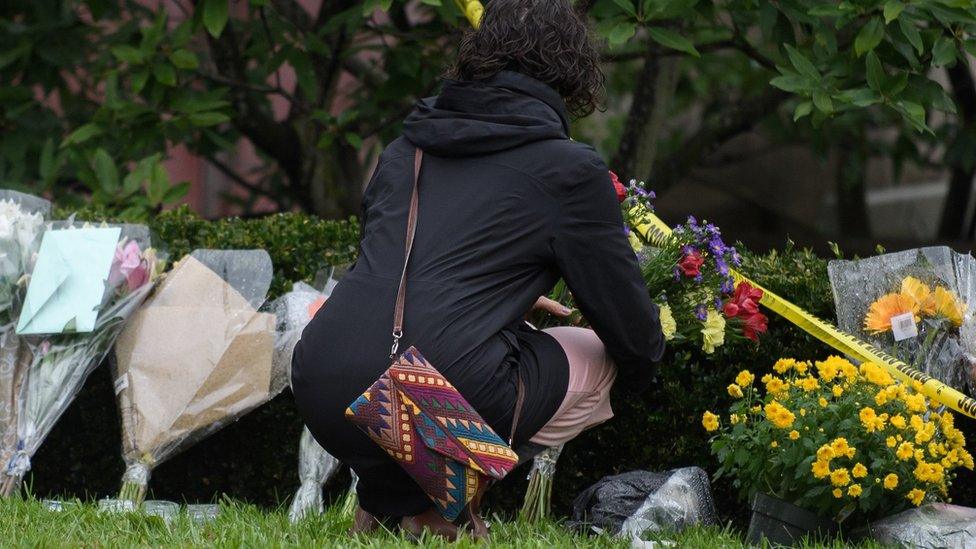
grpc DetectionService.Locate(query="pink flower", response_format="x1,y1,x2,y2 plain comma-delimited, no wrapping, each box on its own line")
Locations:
109,240,149,292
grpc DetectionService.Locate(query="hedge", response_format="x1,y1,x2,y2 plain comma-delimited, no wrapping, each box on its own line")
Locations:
25,208,976,525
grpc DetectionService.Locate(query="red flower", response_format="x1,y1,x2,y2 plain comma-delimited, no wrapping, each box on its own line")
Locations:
722,282,768,340
609,170,627,203
742,311,769,341
678,250,705,277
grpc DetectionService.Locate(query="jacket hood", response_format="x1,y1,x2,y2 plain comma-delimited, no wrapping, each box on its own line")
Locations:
402,70,570,157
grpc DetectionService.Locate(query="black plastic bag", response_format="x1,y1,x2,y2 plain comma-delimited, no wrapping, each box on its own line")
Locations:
569,467,718,536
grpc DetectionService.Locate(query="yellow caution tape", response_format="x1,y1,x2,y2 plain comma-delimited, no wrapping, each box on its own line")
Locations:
455,0,484,28
634,210,976,420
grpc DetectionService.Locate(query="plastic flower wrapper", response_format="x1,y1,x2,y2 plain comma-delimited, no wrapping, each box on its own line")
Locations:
276,268,348,522
828,247,975,397
288,427,340,522
112,249,279,505
705,357,973,523
0,190,49,482
1,222,165,496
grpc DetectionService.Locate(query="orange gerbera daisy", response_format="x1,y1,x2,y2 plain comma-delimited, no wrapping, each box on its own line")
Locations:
864,293,919,334
933,286,965,327
900,276,936,316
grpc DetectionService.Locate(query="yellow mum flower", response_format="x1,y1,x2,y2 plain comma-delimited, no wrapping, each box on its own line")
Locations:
906,488,926,506
896,442,915,461
736,370,756,387
900,276,935,316
818,397,829,408
764,401,796,429
772,358,796,374
659,303,677,341
812,459,831,479
933,286,964,327
765,376,788,397
795,361,809,374
831,438,856,459
799,376,819,392
727,384,744,399
890,414,907,429
860,407,885,433
771,440,779,448
789,430,800,440
702,411,720,432
864,293,919,334
701,309,726,354
817,445,835,462
832,384,844,398
831,468,851,487
815,356,847,382
904,394,928,413
832,488,843,499
852,463,868,479
860,363,895,387
886,436,898,448
847,484,862,497
883,473,899,490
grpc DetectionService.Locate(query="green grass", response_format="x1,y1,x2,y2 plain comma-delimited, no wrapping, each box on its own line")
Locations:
0,496,887,548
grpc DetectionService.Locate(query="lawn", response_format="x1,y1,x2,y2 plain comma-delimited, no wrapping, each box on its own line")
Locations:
0,496,890,548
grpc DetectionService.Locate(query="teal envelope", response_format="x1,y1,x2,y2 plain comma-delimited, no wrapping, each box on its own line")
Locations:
16,227,122,335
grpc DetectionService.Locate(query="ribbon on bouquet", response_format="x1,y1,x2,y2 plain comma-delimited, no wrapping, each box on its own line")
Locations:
633,211,976,420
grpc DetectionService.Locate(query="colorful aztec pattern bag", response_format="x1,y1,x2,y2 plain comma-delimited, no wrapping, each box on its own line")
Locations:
345,148,520,520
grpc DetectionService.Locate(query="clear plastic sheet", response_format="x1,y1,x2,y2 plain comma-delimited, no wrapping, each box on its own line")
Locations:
1,222,164,496
0,191,49,491
288,427,340,522
274,271,345,523
828,247,975,396
570,468,718,538
112,249,278,504
859,503,976,548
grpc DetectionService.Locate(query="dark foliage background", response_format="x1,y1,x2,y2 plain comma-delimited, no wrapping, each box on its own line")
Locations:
25,210,975,527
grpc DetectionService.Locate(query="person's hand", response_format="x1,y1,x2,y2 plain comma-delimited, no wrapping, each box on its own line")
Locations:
531,296,573,318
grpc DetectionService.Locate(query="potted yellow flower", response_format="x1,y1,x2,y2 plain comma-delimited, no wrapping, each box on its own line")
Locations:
704,356,973,546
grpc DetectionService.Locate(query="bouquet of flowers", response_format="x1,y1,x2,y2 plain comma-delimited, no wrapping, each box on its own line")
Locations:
829,247,974,397
1,222,164,496
112,249,281,504
617,174,768,355
0,191,49,483
704,356,973,526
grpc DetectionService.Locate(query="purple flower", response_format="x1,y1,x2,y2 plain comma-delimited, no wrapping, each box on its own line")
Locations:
673,267,681,281
708,237,726,256
695,305,708,321
715,257,729,276
720,278,735,295
730,247,742,266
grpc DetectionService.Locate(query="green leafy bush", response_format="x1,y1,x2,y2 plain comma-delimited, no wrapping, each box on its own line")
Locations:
24,216,975,524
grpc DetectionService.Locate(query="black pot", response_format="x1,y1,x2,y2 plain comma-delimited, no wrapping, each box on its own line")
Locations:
746,493,838,547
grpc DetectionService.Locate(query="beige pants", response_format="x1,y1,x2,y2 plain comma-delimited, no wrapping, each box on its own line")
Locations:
529,327,617,447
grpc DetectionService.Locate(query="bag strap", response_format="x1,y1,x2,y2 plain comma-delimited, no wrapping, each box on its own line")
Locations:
390,147,523,446
390,148,423,358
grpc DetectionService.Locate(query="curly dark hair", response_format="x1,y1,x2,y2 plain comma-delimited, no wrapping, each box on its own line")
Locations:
451,0,605,119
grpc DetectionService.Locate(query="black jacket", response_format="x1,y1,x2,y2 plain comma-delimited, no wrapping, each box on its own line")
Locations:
291,70,665,518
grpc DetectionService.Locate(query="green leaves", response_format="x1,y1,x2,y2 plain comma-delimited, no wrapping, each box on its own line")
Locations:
203,0,230,38
855,17,885,57
647,27,700,56
91,148,119,194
